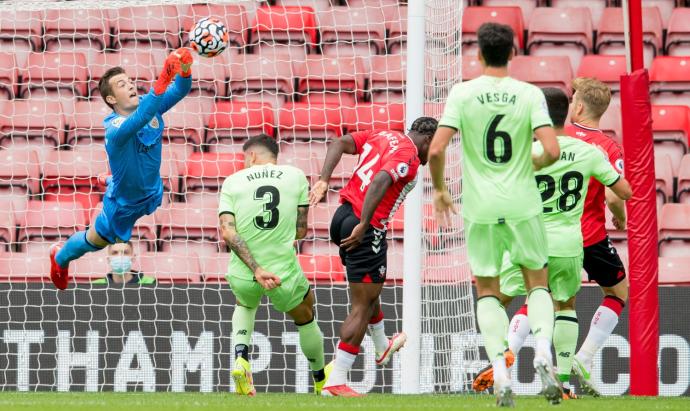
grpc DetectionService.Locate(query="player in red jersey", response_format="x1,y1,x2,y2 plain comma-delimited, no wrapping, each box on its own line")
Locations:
309,117,438,397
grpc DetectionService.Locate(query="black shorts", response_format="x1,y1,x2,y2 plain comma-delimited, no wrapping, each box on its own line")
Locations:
583,236,626,287
330,202,388,283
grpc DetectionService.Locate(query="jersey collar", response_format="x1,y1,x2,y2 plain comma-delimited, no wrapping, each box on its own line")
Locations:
572,122,602,132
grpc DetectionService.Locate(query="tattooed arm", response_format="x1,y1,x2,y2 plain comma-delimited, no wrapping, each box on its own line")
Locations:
296,206,309,240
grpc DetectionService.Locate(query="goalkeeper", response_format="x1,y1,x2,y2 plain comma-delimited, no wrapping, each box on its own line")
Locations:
49,49,194,289
218,135,327,396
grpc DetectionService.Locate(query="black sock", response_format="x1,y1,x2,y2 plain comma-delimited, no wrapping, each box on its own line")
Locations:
312,368,326,383
235,344,249,361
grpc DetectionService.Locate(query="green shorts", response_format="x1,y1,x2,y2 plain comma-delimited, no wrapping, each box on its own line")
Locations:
465,214,549,278
500,253,584,302
226,268,310,313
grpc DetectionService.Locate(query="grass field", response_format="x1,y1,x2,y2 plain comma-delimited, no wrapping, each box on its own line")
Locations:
0,393,688,411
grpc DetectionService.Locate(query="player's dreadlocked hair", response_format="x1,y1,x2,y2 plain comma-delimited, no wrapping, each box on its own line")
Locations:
243,134,280,158
410,116,438,136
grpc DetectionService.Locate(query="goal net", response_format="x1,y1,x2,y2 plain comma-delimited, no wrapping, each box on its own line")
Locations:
0,0,478,393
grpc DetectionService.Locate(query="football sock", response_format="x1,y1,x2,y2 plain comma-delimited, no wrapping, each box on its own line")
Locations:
554,310,578,383
527,287,555,358
296,318,325,374
55,231,102,268
232,305,257,350
507,304,530,354
368,310,389,354
325,341,358,387
476,296,509,364
577,296,624,364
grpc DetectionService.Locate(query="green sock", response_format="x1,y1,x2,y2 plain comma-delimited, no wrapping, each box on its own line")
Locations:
476,296,509,362
554,310,578,381
297,319,325,374
232,305,258,348
527,287,554,342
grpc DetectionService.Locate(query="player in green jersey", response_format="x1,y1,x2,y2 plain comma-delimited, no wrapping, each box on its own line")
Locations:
428,23,562,407
471,88,632,399
218,135,327,396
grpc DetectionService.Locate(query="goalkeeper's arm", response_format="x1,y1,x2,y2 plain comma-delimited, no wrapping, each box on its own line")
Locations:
158,48,194,115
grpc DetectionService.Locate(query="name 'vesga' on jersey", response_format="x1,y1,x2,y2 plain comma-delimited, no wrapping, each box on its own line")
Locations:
476,92,517,105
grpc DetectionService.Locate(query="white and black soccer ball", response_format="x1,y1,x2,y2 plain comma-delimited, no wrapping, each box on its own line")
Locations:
189,17,229,58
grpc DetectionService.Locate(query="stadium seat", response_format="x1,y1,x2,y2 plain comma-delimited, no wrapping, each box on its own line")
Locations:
676,155,690,203
252,6,318,53
70,250,112,283
296,55,366,105
0,99,66,149
227,53,296,103
462,7,524,56
0,147,40,196
509,56,573,93
299,254,346,283
658,257,690,285
0,53,18,99
41,150,109,211
655,154,674,208
599,102,622,142
527,7,593,73
21,52,89,99
342,102,405,133
461,54,482,82
482,0,538,25
161,239,223,257
369,55,406,103
422,253,470,284
651,105,690,172
43,9,110,58
658,203,690,257
318,7,386,58
386,5,407,55
666,8,690,56
206,101,275,149
113,5,181,51
180,3,249,50
0,254,50,283
137,252,202,283
596,7,663,68
19,200,87,243
650,56,690,105
66,100,113,146
278,145,321,179
308,202,340,238
158,204,220,244
187,55,230,98
90,52,156,98
576,55,627,94
162,97,212,153
183,191,219,210
199,253,230,282
0,10,42,66
0,204,15,249
299,237,339,256
551,0,607,27
316,153,359,190
278,102,342,141
184,152,245,193
160,148,181,197
642,0,677,27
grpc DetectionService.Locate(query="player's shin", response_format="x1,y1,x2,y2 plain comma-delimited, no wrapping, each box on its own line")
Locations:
554,310,578,388
527,287,555,359
296,319,326,384
325,341,359,388
576,296,624,365
507,304,530,355
232,305,257,358
55,231,103,268
368,310,389,354
476,296,510,383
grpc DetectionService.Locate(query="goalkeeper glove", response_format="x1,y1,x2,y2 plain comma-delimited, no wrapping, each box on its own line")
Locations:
153,52,181,95
174,47,194,78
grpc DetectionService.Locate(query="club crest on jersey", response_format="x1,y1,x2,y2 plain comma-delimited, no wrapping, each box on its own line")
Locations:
395,162,409,178
149,117,160,129
111,117,125,128
615,159,624,171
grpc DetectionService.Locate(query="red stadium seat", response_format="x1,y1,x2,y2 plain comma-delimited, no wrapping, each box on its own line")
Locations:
90,52,156,97
599,102,622,142
658,257,690,285
342,103,405,133
19,200,87,242
187,54,230,98
0,204,15,248
596,7,662,68
308,202,340,238
41,150,109,211
162,97,212,152
299,254,346,283
299,237,339,256
0,10,42,66
43,9,110,54
509,56,573,93
70,250,111,282
423,253,470,284
66,100,112,146
206,101,275,149
278,102,342,141
386,8,407,54
676,155,690,204
0,196,28,226
650,56,690,105
655,154,674,208
483,0,538,25
315,153,359,190
159,148,181,196
0,147,40,196
227,53,296,101
161,239,223,257
252,6,318,50
0,100,66,148
551,0,607,27
297,55,366,104
527,7,593,73
137,252,202,283
158,204,220,244
113,5,181,51
22,52,89,98
180,3,249,50
658,203,690,257
199,253,230,282
651,105,690,172
184,152,245,193
0,52,18,99
318,7,386,58
0,253,50,283
369,55,406,102
279,141,328,172
462,7,524,56
666,8,690,56
642,0,676,27
576,55,627,94
462,55,483,82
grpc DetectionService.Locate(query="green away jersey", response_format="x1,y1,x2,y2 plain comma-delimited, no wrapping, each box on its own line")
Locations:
219,163,309,280
439,75,553,223
533,136,621,257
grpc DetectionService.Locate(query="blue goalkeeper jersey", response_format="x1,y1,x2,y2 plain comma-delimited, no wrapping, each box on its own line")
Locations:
103,75,191,206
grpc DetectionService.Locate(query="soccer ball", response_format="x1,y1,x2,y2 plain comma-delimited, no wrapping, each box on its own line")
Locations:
189,17,229,58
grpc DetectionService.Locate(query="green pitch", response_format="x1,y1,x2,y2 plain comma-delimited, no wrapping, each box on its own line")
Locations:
0,393,688,411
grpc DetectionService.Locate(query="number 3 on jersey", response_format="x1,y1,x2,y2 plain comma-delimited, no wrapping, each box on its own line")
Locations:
355,142,380,191
254,185,280,230
484,114,512,164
